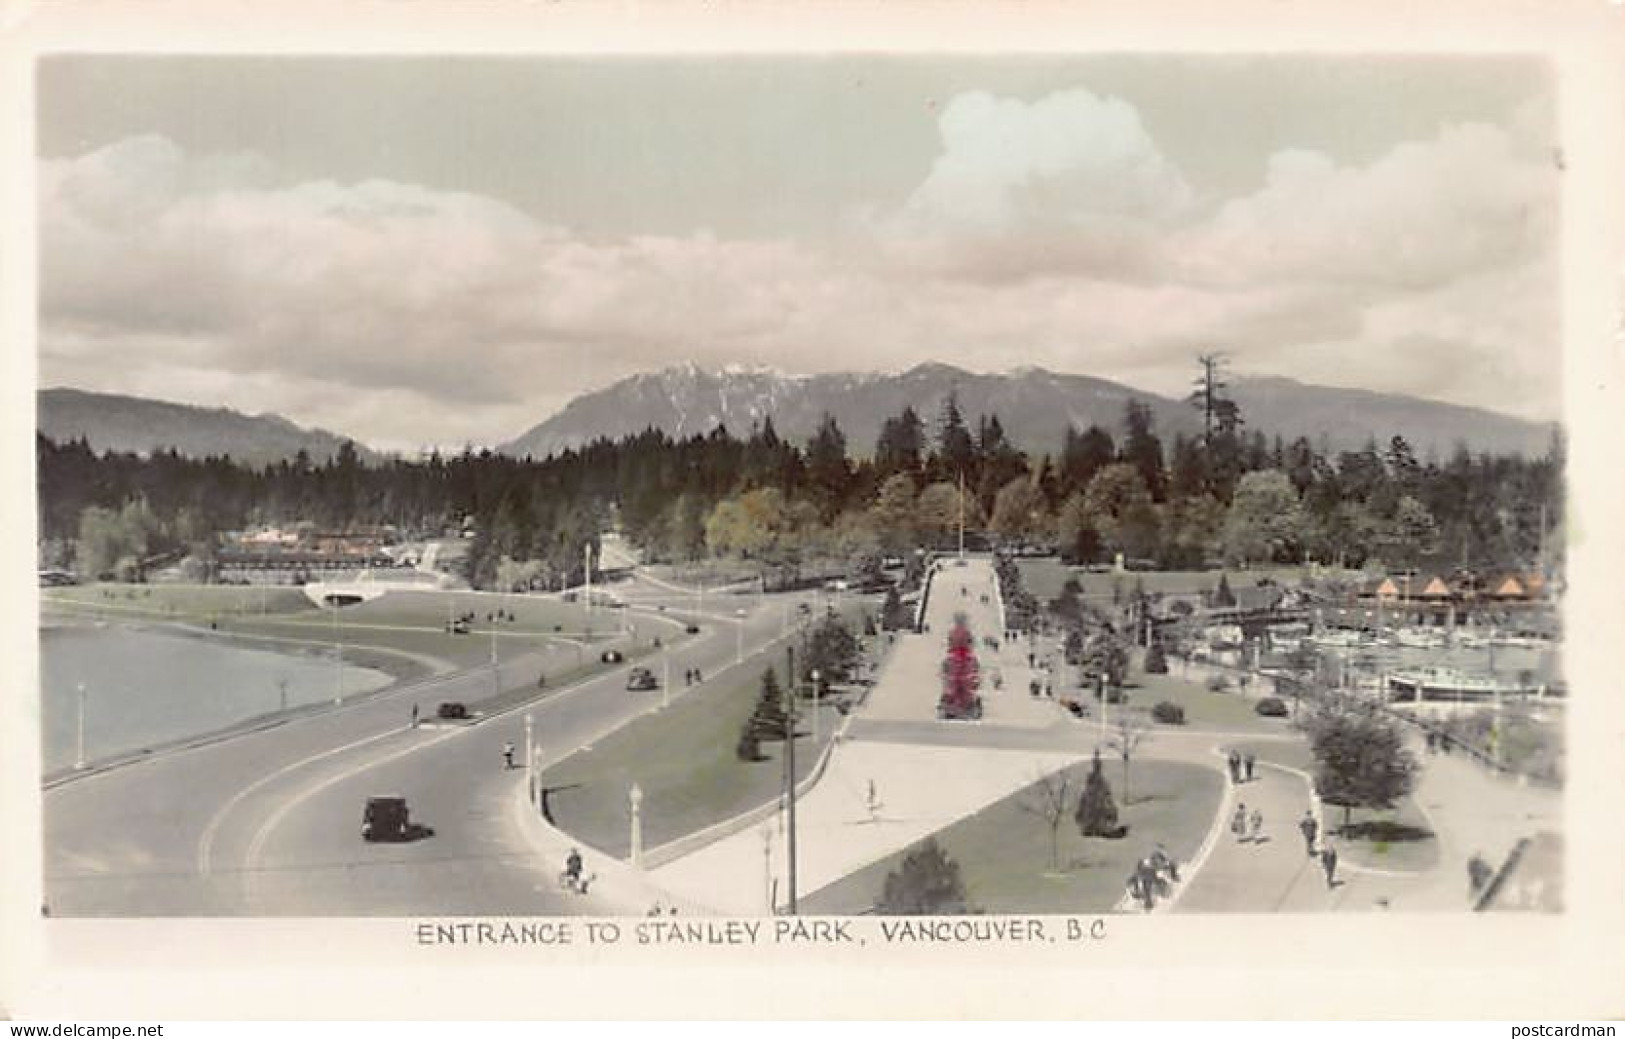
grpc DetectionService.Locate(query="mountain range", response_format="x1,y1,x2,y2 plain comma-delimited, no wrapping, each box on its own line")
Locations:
38,365,1558,466
37,388,375,468
500,363,1557,462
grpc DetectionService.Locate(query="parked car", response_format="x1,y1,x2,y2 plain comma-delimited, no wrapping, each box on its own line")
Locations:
600,649,625,664
436,701,469,720
626,666,658,691
1255,696,1290,718
684,623,701,634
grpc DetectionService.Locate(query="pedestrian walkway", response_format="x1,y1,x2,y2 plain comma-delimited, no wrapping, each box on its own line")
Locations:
648,739,1080,914
863,558,1065,730
1173,758,1334,912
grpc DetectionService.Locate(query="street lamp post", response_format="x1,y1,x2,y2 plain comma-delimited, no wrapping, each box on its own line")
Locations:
661,651,671,710
811,668,821,742
524,712,535,800
332,600,344,705
736,609,746,665
629,782,644,869
783,644,800,915
74,682,87,770
760,823,775,914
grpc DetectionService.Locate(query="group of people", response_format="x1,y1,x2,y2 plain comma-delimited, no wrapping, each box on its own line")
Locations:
682,667,705,686
1231,803,1266,843
1226,749,1256,783
1125,845,1181,911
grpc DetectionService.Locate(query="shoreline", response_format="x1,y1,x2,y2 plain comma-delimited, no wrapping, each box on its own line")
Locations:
38,610,458,784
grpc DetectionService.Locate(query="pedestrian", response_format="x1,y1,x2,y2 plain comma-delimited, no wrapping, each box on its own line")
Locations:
410,703,419,728
502,741,515,769
1320,840,1339,889
1249,807,1264,842
1467,852,1494,898
1243,752,1256,782
1231,804,1248,842
1227,750,1241,784
1299,810,1319,857
866,779,881,822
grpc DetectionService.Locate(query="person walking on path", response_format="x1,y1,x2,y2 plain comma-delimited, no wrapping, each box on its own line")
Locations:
1299,810,1319,857
502,741,515,770
1243,752,1256,782
1320,840,1339,889
1231,804,1249,842
1227,751,1242,784
1249,807,1264,842
410,703,419,729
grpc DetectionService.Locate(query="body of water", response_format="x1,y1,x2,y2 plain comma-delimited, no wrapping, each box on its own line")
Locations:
40,623,394,774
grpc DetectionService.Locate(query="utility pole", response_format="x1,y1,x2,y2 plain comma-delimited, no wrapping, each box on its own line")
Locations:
783,643,799,915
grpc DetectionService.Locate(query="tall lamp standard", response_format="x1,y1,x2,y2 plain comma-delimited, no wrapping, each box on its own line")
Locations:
811,668,822,742
332,598,344,705
74,682,87,770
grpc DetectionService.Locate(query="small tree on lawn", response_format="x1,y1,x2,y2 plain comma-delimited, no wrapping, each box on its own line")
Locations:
878,838,971,914
1306,705,1419,830
1017,766,1076,873
1085,629,1129,689
1107,709,1151,805
1144,640,1169,674
1075,750,1125,838
747,668,790,743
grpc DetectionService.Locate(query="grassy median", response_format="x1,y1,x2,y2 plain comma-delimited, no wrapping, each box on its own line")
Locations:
801,758,1224,914
542,601,881,858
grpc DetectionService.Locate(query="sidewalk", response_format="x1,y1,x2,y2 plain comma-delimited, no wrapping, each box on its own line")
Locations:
648,738,1080,914
1173,759,1332,912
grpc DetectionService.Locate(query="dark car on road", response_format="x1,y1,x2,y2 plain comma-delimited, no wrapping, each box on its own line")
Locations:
626,666,658,691
600,649,625,664
685,622,701,634
362,796,410,841
436,701,469,720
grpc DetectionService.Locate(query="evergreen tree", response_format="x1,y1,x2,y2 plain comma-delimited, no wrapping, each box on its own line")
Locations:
933,391,976,483
1061,425,1116,499
1074,751,1124,838
747,668,791,742
1119,401,1167,502
878,838,971,914
874,406,927,476
804,413,851,522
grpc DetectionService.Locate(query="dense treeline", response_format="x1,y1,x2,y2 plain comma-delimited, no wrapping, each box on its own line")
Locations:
37,380,1564,587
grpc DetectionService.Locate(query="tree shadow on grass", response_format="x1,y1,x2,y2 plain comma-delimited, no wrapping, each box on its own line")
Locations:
1331,820,1434,843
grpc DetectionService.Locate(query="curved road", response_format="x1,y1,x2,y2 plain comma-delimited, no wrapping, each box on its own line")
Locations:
44,574,803,916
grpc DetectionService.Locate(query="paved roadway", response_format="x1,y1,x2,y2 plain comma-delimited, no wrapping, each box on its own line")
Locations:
43,572,801,916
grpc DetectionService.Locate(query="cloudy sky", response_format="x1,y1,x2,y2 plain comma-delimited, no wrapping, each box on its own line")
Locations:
38,56,1560,453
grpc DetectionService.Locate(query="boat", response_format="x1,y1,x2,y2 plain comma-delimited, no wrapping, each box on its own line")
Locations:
1384,666,1539,702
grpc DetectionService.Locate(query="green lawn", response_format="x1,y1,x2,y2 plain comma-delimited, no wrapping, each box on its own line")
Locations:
43,583,317,618
43,583,630,671
800,759,1224,915
1128,669,1291,735
542,602,880,857
1234,737,1437,872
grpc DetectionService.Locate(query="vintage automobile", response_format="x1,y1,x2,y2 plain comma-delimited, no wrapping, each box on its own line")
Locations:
436,701,469,720
684,622,701,634
626,666,658,691
600,649,625,664
362,796,411,842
